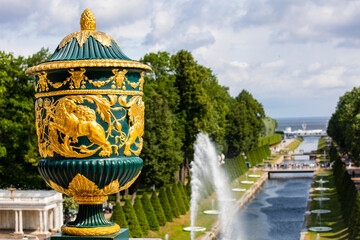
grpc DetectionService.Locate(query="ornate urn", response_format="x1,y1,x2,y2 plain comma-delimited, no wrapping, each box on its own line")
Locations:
25,9,151,237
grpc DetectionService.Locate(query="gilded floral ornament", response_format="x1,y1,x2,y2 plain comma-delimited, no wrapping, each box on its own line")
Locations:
49,172,141,204
33,69,145,92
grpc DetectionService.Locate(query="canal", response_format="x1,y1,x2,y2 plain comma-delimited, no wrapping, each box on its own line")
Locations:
229,136,320,240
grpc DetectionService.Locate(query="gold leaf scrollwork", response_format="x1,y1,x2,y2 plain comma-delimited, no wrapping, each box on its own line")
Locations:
25,59,152,74
35,69,145,92
36,68,90,92
35,94,145,158
109,69,127,89
67,68,88,89
49,172,141,204
139,72,145,91
118,96,145,156
35,72,50,92
62,224,120,236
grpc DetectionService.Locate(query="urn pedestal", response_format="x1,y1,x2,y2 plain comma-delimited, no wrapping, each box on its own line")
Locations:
25,9,151,239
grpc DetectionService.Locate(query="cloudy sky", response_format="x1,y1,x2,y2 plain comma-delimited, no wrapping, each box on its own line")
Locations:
1,0,360,118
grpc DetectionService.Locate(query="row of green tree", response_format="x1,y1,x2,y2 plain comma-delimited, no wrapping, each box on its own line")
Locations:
0,48,277,189
327,87,360,164
246,145,271,167
259,133,282,147
330,145,360,239
222,156,248,182
110,183,189,237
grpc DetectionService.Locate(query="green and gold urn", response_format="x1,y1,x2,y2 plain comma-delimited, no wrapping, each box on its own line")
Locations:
25,9,151,237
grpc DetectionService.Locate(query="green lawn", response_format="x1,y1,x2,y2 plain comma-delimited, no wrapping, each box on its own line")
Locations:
305,170,349,239
317,137,328,151
287,137,304,151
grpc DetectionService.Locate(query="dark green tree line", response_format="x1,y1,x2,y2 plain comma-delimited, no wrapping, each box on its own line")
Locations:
0,48,50,188
328,87,360,164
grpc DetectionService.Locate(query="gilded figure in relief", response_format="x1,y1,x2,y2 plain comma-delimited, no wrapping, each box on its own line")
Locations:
49,99,112,157
35,94,145,158
119,96,144,156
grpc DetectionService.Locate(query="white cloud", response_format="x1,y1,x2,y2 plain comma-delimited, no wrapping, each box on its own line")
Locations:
230,61,249,69
2,0,360,117
303,66,346,88
262,59,285,68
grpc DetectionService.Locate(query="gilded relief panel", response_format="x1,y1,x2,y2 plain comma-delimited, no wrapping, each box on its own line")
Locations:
34,69,145,159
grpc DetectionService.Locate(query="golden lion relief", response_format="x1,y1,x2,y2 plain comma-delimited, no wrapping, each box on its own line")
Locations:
35,94,144,158
49,99,112,157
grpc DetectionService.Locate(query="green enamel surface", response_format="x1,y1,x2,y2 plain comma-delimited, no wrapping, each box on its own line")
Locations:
67,205,113,227
38,157,142,189
48,36,132,62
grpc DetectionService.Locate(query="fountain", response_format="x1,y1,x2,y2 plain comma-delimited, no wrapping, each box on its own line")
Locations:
203,199,220,215
309,175,332,232
241,173,254,184
232,188,246,192
248,174,260,178
185,133,234,240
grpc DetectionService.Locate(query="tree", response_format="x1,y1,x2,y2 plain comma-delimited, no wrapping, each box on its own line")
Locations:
178,182,190,210
328,87,360,163
63,196,78,224
225,90,265,158
172,183,186,215
141,192,159,231
0,48,51,188
158,187,173,222
260,117,278,137
172,50,223,182
140,52,183,186
133,196,149,235
123,199,142,238
141,86,183,186
150,191,167,226
110,202,128,229
166,186,180,218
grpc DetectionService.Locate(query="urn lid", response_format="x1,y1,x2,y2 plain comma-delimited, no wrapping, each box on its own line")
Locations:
26,9,151,74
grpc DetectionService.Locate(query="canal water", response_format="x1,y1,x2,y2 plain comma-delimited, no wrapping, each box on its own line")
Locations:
229,136,319,240
296,136,321,154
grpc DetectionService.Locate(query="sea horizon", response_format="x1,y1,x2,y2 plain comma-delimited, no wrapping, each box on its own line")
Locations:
276,116,329,131
275,116,330,120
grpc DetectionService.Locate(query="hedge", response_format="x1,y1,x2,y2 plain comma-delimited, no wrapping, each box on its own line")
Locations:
123,199,142,238
246,145,271,167
141,192,159,231
259,133,282,147
151,191,167,226
110,202,128,229
178,182,190,211
166,186,180,218
133,196,149,235
222,155,248,181
331,145,360,239
158,187,173,222
172,183,186,215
